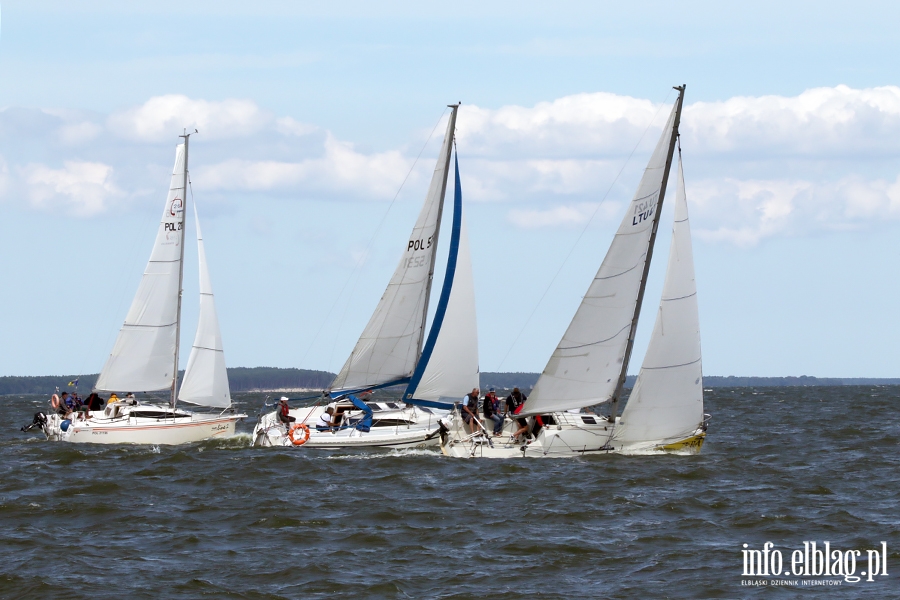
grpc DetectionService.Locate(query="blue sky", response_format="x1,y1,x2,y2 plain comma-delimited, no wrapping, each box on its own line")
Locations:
2,1,900,378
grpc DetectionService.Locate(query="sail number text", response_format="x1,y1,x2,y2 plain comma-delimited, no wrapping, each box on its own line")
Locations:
407,236,433,252
405,235,433,268
633,200,655,226
164,223,183,232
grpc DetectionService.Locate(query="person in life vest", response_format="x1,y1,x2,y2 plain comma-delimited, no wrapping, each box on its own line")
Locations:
277,397,296,431
504,387,530,441
461,388,480,434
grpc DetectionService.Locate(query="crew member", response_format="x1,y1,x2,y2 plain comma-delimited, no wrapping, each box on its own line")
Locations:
277,397,296,431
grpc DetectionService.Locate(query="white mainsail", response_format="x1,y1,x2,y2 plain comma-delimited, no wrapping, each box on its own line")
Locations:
95,144,186,393
522,101,680,415
406,210,479,403
178,205,232,408
330,106,458,392
617,157,703,444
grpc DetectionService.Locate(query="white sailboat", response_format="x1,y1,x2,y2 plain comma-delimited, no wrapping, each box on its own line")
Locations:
253,105,480,449
441,85,709,458
40,134,246,444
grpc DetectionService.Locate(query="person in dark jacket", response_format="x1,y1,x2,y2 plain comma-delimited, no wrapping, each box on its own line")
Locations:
504,387,530,440
85,393,105,412
483,387,504,436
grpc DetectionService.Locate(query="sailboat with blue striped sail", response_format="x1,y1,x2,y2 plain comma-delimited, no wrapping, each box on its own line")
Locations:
253,105,480,448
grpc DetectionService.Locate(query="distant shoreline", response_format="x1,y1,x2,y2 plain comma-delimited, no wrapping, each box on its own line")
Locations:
1,368,899,396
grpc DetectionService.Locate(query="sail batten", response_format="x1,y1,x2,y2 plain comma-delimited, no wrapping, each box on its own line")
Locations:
330,107,459,393
521,93,683,416
95,144,187,393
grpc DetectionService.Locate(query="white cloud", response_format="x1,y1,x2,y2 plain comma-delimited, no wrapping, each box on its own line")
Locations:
457,85,900,161
275,116,318,137
9,88,900,244
57,121,103,145
0,158,9,198
195,133,412,198
458,92,660,158
682,85,900,157
107,95,270,142
21,161,124,216
508,201,622,229
453,85,900,242
689,175,900,246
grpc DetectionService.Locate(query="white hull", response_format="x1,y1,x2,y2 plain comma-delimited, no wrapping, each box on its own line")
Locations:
252,402,445,449
43,403,246,445
439,410,706,458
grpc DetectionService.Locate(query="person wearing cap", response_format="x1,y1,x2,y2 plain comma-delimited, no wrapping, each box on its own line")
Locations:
277,397,296,430
483,387,504,436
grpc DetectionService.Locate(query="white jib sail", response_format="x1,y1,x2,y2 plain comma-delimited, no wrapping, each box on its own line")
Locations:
523,102,679,415
178,205,231,408
617,157,703,444
330,108,457,392
95,144,186,393
408,213,479,403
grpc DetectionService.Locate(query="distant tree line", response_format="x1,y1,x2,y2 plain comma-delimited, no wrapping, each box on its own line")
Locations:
0,367,335,396
226,367,334,392
478,373,900,392
2,369,899,396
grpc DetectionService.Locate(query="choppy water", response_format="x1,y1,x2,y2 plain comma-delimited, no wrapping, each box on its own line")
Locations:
1,387,898,598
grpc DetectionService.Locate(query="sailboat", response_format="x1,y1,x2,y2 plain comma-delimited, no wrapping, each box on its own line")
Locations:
253,104,480,449
39,134,247,444
441,85,709,458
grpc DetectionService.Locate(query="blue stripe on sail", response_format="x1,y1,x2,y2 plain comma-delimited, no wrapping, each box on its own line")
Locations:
403,154,463,407
330,377,411,398
405,397,455,410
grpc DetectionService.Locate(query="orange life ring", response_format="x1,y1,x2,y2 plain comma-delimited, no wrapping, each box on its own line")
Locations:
51,394,61,410
289,423,310,446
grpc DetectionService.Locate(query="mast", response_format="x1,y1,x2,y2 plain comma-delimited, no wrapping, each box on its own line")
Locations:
607,85,685,422
172,131,191,406
415,103,459,361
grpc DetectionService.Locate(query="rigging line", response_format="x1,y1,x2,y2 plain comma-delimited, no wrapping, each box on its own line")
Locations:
496,90,674,371
308,107,452,374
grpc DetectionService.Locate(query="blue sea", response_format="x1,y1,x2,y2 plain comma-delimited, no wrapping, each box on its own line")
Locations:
1,386,897,598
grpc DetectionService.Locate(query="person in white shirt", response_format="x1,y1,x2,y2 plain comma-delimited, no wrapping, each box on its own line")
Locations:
316,407,338,432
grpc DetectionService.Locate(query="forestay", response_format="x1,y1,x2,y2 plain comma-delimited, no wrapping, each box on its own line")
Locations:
330,107,458,392
178,205,232,408
404,157,479,407
617,157,703,444
95,144,186,393
522,103,679,415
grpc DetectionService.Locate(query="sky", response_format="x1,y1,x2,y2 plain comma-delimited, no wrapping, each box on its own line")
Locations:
2,1,900,378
